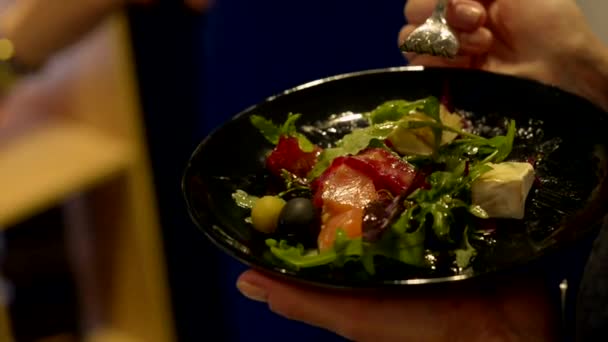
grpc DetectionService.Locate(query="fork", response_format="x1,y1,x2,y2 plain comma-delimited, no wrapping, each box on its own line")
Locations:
400,0,460,58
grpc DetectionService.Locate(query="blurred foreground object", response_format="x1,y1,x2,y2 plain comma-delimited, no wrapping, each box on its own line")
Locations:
0,3,176,342
0,0,211,98
0,0,126,71
0,0,125,101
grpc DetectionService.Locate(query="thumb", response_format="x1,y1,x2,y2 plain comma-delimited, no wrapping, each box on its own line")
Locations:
236,270,363,339
235,270,458,341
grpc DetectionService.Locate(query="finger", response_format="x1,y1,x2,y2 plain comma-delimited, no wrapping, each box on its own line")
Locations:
237,270,364,339
405,0,487,32
458,26,493,54
236,270,485,341
404,0,438,24
236,270,434,340
399,24,493,56
184,0,212,12
130,0,212,12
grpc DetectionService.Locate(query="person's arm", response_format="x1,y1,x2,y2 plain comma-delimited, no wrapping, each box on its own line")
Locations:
0,0,127,71
571,41,608,112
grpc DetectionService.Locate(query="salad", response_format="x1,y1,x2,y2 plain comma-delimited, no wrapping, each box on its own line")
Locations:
232,96,536,275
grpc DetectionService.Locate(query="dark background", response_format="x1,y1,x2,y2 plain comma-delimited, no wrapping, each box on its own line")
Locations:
127,0,406,341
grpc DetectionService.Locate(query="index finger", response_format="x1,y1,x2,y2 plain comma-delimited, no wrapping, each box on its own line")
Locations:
405,0,489,32
236,270,476,341
184,0,212,11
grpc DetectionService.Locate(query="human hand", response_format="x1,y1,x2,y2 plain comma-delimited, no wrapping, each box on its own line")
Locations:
130,0,212,12
236,270,558,341
399,0,608,111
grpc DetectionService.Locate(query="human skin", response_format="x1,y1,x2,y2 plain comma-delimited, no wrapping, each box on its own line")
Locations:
399,0,608,111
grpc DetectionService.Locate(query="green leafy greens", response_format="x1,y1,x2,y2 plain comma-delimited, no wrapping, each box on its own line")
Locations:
266,229,363,269
265,210,428,274
250,113,315,152
308,122,398,179
308,96,442,179
277,169,312,198
246,97,519,275
368,98,429,124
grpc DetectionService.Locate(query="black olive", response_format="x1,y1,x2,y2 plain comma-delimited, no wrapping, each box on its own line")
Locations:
277,197,319,246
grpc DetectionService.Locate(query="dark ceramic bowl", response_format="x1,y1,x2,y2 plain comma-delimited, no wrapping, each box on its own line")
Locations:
182,66,608,289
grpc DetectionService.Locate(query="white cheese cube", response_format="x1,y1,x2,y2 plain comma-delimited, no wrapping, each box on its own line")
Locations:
471,162,535,219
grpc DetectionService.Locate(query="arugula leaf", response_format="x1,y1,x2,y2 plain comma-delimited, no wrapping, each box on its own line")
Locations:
401,117,516,164
367,96,444,125
308,122,398,179
445,119,517,164
294,133,315,152
367,138,392,150
250,115,282,145
281,112,300,135
404,159,492,244
232,190,259,209
368,99,427,124
336,122,399,153
400,119,478,140
266,229,363,269
250,113,315,152
454,226,476,269
307,149,344,180
332,230,364,267
266,239,338,268
362,211,426,274
421,96,441,122
382,96,444,157
277,169,312,198
426,96,443,156
493,119,516,163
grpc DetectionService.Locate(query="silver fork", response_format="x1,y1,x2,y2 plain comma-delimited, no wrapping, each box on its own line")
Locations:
400,0,460,58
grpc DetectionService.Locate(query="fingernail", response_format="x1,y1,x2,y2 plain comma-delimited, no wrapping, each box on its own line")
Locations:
237,280,268,303
454,3,482,27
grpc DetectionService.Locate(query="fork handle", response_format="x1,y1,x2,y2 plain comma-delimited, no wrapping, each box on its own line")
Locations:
431,0,450,20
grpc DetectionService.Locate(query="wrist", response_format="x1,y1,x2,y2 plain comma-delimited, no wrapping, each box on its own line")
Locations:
564,36,608,111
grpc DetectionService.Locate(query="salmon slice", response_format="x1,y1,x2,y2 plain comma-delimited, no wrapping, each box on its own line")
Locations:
311,148,420,251
318,207,364,251
319,163,378,209
315,164,378,251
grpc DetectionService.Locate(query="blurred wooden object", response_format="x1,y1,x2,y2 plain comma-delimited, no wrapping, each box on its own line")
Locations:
0,122,132,228
0,10,175,342
0,286,13,342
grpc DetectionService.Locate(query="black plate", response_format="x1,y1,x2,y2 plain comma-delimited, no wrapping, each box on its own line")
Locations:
182,66,608,289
